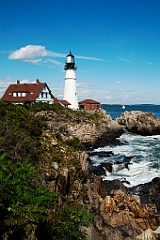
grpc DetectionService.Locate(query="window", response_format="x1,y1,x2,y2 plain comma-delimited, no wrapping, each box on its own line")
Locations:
22,92,27,97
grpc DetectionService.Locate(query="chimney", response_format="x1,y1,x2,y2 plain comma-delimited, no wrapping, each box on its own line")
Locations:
17,80,20,84
36,79,40,84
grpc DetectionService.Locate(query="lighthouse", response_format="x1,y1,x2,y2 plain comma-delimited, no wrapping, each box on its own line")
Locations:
63,51,78,110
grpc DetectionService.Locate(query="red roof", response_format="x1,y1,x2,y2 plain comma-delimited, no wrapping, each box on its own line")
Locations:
79,99,100,104
53,98,71,105
2,80,51,103
59,100,71,105
53,97,60,104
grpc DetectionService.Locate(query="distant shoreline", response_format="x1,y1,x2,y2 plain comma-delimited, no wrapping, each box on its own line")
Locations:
101,103,160,106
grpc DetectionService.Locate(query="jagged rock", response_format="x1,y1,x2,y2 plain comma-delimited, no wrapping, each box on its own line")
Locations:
136,229,157,240
131,177,160,211
154,226,160,238
36,110,124,148
100,162,113,173
36,109,160,239
88,151,114,157
87,176,160,239
88,162,113,177
88,164,106,176
117,111,160,135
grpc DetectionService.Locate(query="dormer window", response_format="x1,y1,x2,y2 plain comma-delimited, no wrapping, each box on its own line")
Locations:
13,92,27,97
22,92,27,97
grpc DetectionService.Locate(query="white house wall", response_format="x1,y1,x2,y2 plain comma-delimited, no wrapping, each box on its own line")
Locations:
36,85,53,104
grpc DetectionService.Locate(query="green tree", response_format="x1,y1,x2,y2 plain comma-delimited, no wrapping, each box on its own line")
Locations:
0,154,93,240
0,101,94,239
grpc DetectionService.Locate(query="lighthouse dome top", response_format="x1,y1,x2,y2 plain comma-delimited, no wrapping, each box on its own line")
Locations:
66,51,75,63
65,51,76,67
67,51,74,58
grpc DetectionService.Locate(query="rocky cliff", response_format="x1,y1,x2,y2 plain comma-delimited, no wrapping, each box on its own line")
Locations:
36,109,160,240
36,109,124,148
117,110,160,135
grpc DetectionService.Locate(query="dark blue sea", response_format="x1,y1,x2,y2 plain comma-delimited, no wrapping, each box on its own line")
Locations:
90,104,160,186
101,104,160,119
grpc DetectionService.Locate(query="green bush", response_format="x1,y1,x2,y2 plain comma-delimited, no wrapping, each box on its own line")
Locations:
28,102,64,112
0,154,93,240
65,137,83,151
0,101,94,239
91,112,102,124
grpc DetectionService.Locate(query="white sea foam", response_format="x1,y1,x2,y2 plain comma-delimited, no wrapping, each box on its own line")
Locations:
91,132,160,186
103,160,159,186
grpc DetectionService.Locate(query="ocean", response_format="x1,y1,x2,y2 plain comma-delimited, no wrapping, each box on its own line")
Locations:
101,104,160,119
90,104,160,186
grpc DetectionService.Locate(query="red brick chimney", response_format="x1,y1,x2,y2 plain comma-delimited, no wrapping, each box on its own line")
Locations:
17,80,20,84
36,79,40,84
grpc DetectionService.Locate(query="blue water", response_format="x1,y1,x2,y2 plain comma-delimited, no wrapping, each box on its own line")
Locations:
91,104,160,186
101,104,160,119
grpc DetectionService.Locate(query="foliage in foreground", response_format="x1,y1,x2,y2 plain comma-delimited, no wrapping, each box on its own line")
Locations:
0,155,93,239
0,101,94,239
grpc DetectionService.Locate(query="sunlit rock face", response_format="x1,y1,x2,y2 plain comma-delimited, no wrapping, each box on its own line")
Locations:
117,110,160,135
86,176,160,240
36,109,160,239
36,110,124,148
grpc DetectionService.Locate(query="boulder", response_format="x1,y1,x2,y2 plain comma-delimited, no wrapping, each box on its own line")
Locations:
88,162,113,176
117,111,160,135
88,151,113,157
87,176,160,239
131,177,160,211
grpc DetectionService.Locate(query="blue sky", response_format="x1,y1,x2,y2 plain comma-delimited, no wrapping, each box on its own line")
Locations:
0,0,160,104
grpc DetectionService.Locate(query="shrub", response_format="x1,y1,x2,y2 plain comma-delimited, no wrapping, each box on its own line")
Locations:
0,154,93,240
65,137,83,151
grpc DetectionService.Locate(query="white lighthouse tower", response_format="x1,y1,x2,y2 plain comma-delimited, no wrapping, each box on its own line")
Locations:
63,51,78,110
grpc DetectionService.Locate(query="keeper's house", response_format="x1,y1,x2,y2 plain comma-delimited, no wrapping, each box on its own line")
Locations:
2,79,54,104
78,99,100,112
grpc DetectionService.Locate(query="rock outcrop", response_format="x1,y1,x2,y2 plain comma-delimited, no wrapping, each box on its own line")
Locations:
37,109,160,239
86,176,160,240
117,111,160,135
36,110,124,148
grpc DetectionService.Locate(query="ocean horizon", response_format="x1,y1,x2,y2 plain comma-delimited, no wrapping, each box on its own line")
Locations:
90,103,160,186
101,103,160,119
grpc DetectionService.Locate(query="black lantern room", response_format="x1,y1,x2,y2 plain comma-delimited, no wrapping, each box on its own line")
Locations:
64,51,77,70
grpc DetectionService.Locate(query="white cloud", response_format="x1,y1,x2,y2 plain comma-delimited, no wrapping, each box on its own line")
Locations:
116,81,122,84
24,59,42,63
47,51,66,58
44,58,63,65
77,82,94,89
0,76,12,97
8,45,104,66
0,50,6,55
75,55,103,61
0,77,35,98
9,45,47,60
119,57,132,63
145,61,153,65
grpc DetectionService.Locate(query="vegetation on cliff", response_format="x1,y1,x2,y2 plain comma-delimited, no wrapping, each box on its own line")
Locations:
0,101,94,240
